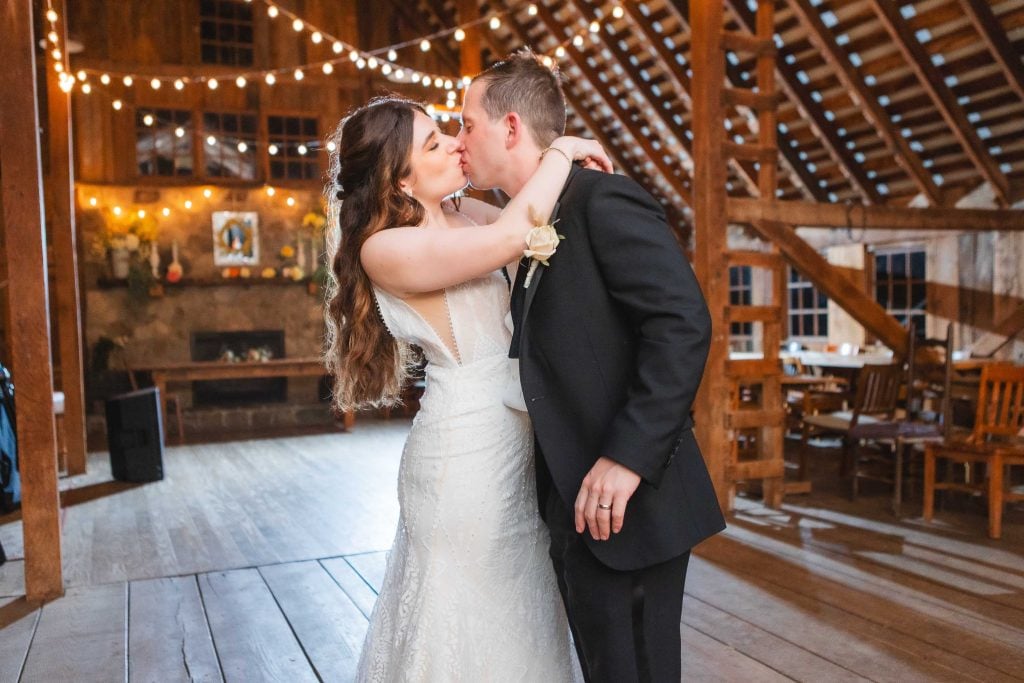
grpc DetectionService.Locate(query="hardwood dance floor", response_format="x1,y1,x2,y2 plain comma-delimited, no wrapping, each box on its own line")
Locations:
1,420,1023,681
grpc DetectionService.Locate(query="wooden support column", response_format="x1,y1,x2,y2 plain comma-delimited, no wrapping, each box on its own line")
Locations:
690,0,732,510
45,0,87,475
456,0,481,76
0,0,64,601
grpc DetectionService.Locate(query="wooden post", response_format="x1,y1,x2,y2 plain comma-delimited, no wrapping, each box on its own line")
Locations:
690,1,732,510
45,0,87,475
0,0,64,601
457,0,481,76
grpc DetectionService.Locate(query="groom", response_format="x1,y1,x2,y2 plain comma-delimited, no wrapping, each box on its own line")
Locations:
458,50,726,682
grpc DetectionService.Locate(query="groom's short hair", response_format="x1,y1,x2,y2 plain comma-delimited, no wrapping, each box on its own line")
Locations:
473,49,567,148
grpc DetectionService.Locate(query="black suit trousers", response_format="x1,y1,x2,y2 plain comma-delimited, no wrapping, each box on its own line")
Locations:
543,469,690,683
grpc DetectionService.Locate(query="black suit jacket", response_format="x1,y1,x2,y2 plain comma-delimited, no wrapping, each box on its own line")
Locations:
510,166,726,571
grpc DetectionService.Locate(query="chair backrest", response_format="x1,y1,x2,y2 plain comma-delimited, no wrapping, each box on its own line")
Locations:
972,363,1024,443
851,363,903,424
906,322,954,434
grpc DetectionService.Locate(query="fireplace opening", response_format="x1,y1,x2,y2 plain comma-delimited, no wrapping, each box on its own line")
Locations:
190,330,286,407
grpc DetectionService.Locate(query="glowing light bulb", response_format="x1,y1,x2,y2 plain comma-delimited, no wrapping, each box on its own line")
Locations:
112,99,123,110
123,75,134,87
311,31,322,44
237,141,248,153
265,73,276,85
542,56,553,68
322,62,334,75
89,197,98,207
207,78,219,89
286,197,296,207
349,50,359,62
100,73,111,85
206,135,216,145
267,5,278,18
326,140,336,152
137,209,146,218
143,114,154,126
297,144,308,155
589,20,600,33
489,16,501,29
333,41,343,54
174,78,185,90
266,186,276,196
612,5,624,19
46,9,58,22
555,46,566,58
162,207,171,217
81,83,92,94
388,49,397,61
293,69,303,81
454,28,465,42
48,31,58,44
184,199,193,209
76,70,86,81
434,77,443,88
291,18,303,31
174,126,185,138
268,144,279,155
444,79,453,90
420,39,431,52
528,4,538,16
573,35,584,47
52,49,62,60
113,206,122,216
367,57,378,69
395,69,405,79
356,58,366,69
236,75,247,88
203,188,213,199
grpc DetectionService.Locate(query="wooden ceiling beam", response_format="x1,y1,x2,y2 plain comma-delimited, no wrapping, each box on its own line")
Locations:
728,197,1024,231
785,0,945,207
867,0,1012,206
507,0,694,206
722,0,882,204
612,0,760,198
660,0,825,201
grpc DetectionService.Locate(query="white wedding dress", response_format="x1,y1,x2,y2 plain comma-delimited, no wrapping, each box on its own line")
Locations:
356,269,578,682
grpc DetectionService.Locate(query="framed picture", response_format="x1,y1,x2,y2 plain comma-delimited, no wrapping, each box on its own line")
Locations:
212,211,259,266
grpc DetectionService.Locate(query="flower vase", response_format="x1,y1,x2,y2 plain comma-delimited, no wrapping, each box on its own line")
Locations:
109,247,130,279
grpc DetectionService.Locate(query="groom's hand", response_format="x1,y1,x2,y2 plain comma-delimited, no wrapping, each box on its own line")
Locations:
575,457,641,541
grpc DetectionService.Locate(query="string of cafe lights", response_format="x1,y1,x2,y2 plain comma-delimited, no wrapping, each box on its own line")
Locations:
48,0,625,117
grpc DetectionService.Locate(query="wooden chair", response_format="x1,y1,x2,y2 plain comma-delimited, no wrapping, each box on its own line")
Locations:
801,363,904,481
848,323,954,512
923,363,1024,539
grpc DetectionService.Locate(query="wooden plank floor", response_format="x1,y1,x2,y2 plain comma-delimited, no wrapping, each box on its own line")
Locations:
0,420,1022,681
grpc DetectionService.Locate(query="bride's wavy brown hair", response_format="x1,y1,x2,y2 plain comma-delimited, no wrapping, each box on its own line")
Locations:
322,96,427,413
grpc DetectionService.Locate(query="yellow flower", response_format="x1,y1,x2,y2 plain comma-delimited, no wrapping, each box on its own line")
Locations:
280,245,295,259
302,211,326,232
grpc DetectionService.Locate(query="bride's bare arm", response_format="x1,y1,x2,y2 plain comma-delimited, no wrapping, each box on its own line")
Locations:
362,136,610,297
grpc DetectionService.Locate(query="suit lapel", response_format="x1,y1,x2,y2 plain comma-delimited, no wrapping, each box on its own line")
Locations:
520,199,559,322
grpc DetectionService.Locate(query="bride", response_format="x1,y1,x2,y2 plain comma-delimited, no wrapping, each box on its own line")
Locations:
322,96,610,681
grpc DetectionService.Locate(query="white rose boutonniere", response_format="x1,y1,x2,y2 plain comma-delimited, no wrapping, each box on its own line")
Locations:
523,205,565,288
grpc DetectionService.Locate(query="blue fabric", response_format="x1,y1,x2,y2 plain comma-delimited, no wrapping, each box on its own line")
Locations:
0,401,19,507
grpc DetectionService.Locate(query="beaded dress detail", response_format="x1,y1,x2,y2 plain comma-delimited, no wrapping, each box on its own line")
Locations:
356,266,577,682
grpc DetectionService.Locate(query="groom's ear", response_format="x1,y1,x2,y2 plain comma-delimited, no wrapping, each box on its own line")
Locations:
504,112,524,150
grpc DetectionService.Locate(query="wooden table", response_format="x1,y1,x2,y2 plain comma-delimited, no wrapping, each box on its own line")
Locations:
146,358,353,444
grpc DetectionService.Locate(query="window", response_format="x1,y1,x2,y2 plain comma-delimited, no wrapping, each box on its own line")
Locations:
200,0,254,67
787,267,828,340
203,112,259,180
875,247,926,339
136,108,193,177
268,115,320,180
729,266,754,352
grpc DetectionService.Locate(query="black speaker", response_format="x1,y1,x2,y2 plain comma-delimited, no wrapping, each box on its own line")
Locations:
105,387,164,483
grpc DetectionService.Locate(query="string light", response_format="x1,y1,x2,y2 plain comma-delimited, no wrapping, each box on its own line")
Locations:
420,39,431,52
322,63,333,75
203,188,213,199
236,75,247,88
311,31,322,44
162,207,171,217
291,18,303,31
184,199,193,209
612,5,625,19
454,28,465,42
489,16,501,30
150,78,161,90
293,68,304,81
81,83,92,94
528,4,538,16
207,78,219,89
265,73,276,85
112,99,123,110
268,144,279,155
174,78,185,90
267,5,278,18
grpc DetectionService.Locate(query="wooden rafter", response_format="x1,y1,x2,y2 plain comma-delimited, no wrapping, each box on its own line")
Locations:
612,0,760,197
723,0,881,204
508,0,695,206
660,0,825,201
728,197,1024,231
958,0,1024,106
785,0,945,207
868,0,1012,206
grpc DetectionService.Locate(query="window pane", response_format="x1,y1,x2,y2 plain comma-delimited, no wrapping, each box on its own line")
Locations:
892,253,906,278
910,251,925,279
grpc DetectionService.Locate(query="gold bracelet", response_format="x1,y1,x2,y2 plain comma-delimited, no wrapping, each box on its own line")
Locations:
540,146,573,165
